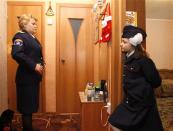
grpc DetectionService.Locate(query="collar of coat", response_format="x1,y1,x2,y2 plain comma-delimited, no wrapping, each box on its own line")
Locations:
124,51,140,64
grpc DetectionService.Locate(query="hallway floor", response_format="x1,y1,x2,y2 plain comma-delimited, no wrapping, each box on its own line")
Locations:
12,112,80,131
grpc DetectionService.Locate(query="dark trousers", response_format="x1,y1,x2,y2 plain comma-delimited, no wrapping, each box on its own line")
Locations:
22,114,32,131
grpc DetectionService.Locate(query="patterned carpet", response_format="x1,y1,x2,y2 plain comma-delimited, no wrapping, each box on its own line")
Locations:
156,69,173,131
12,113,80,131
157,97,173,131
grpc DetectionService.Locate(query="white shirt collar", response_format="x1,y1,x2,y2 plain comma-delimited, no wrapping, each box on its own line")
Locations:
30,33,35,38
126,50,135,58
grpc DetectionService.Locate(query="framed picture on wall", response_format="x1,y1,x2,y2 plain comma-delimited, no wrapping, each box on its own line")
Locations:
125,11,137,26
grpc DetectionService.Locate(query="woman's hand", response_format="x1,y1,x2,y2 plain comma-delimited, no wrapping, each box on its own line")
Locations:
35,63,44,75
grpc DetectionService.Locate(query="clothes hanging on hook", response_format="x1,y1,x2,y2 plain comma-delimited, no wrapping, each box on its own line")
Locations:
95,3,112,44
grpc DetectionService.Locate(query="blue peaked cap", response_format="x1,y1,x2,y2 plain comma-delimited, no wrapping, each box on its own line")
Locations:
122,25,147,40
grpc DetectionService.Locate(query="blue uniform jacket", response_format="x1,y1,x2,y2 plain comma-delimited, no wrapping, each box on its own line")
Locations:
11,31,44,85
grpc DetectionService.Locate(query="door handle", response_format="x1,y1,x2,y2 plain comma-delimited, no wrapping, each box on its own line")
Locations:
61,59,65,63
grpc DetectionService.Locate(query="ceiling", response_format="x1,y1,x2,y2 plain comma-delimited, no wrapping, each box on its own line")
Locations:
146,0,173,19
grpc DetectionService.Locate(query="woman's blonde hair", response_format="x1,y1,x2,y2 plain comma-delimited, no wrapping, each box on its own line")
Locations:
17,14,37,30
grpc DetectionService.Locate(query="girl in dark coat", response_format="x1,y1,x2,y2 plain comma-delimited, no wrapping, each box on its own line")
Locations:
108,25,164,131
11,14,44,131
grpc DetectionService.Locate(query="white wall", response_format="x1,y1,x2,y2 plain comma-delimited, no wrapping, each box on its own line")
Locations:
146,18,173,69
0,0,8,113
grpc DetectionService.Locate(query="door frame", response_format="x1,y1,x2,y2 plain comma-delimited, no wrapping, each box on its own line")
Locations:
110,0,125,111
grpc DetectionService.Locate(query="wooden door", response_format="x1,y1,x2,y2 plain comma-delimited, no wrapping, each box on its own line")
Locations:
56,4,94,113
126,0,146,47
7,2,45,112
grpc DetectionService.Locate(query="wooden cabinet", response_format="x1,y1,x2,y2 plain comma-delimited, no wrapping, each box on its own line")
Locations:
79,92,108,131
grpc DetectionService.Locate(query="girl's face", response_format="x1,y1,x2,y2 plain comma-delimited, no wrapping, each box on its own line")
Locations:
24,18,37,35
120,38,134,53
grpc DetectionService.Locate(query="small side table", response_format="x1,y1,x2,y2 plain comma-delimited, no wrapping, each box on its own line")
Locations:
79,92,109,131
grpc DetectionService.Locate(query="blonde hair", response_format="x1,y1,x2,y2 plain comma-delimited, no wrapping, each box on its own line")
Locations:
17,14,37,30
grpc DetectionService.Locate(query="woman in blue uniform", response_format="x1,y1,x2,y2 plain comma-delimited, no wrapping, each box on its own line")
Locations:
11,14,44,131
108,25,163,131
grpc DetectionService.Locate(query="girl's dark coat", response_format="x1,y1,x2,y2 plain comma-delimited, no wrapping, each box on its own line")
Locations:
108,53,163,131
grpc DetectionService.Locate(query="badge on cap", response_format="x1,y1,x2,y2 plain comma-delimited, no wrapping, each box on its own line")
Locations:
13,39,23,46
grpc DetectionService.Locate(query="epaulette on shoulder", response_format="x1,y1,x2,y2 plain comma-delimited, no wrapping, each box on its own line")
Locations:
13,31,26,40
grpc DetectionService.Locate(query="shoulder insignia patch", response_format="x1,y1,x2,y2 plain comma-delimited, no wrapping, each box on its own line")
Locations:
13,39,23,46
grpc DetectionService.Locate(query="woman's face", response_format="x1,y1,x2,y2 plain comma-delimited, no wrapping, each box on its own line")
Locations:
24,18,37,34
120,38,134,53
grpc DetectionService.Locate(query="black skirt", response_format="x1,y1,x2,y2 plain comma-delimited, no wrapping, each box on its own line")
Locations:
16,83,40,114
108,102,164,131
